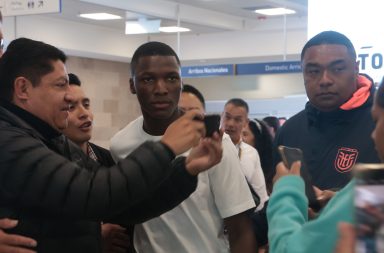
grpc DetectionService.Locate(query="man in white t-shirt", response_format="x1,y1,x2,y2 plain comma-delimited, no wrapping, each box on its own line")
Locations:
110,42,256,253
221,98,269,210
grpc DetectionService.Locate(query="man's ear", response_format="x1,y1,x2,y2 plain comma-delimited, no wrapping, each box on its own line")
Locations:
129,78,136,94
13,77,31,102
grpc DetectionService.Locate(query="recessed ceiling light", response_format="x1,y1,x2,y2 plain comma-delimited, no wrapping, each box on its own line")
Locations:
254,8,296,16
159,26,191,33
125,19,161,34
79,13,122,20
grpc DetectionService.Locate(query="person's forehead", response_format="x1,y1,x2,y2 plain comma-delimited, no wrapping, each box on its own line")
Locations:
303,44,350,62
69,85,87,99
136,55,179,67
225,104,247,114
181,92,202,105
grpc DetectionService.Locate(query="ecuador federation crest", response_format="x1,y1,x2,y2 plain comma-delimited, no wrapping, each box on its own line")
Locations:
334,147,358,173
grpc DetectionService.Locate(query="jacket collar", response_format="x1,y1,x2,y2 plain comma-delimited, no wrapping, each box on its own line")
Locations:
306,76,375,126
0,100,61,140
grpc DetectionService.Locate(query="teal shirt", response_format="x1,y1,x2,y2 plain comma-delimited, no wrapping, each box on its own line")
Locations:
267,176,354,253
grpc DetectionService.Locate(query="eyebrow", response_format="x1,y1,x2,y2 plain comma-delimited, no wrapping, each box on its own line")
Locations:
305,59,346,69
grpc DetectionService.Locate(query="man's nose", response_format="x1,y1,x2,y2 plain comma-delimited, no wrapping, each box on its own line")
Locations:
154,79,168,94
319,70,333,86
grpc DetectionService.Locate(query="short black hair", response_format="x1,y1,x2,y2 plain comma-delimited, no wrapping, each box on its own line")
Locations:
182,84,205,109
262,116,281,134
301,31,356,61
68,73,81,86
0,38,67,101
130,41,180,77
225,98,249,113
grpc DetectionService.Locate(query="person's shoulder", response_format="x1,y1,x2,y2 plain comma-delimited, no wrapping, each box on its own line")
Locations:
110,116,143,143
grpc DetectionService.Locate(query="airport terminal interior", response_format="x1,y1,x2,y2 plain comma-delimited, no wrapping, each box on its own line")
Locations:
1,0,380,148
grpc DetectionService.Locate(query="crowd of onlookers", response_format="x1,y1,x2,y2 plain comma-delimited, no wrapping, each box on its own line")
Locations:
0,8,383,253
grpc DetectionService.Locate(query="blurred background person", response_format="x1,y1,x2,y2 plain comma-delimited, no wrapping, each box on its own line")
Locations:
242,119,274,194
262,116,281,139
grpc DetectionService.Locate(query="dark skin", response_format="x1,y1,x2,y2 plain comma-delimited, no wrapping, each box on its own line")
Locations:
129,55,183,136
130,54,257,253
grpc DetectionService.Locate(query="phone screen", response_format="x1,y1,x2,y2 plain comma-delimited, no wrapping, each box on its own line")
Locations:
278,145,322,212
355,163,384,253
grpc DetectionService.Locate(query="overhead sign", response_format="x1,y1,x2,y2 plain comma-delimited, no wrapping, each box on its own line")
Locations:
236,61,301,75
181,64,234,78
0,0,61,16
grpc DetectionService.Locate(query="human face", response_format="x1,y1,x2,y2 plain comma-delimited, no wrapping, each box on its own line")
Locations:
179,92,205,113
130,55,182,120
302,44,359,112
371,102,384,161
242,123,255,147
62,85,93,145
221,103,248,144
22,60,71,131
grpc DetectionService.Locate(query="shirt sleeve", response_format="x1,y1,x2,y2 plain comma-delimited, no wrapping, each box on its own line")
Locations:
267,176,354,253
209,136,256,218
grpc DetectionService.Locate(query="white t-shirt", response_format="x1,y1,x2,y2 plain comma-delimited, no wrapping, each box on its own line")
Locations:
110,116,255,253
236,141,269,211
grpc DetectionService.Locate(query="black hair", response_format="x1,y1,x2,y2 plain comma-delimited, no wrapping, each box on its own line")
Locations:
249,119,273,171
182,84,205,109
0,37,67,102
225,98,249,113
68,73,81,86
262,116,281,134
301,31,356,61
130,41,180,77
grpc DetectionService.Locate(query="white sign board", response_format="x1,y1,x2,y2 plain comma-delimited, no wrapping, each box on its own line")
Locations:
308,0,383,83
0,0,61,16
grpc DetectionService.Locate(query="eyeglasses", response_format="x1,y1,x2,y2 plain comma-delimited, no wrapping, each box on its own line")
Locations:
0,39,4,50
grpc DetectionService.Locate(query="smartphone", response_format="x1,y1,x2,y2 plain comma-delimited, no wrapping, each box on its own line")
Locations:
278,145,322,212
203,114,221,137
354,163,384,253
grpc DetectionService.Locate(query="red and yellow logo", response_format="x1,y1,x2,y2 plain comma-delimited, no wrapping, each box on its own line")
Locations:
334,147,358,173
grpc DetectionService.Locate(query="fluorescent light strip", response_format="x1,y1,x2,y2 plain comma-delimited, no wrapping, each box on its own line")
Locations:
159,26,190,33
79,13,122,20
254,8,296,16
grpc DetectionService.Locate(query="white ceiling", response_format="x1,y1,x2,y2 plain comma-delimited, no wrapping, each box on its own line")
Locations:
44,0,307,36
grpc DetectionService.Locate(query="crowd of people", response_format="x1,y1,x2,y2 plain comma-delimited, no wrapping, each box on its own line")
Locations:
0,9,382,253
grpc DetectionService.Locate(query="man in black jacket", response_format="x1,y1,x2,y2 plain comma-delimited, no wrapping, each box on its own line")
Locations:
0,38,223,253
63,73,132,253
273,31,380,193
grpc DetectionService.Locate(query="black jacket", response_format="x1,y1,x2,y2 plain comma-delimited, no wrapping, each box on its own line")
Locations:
273,80,380,190
0,104,197,253
89,142,115,167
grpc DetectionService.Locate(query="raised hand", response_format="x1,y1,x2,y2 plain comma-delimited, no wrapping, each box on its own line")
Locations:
185,130,223,176
161,110,205,155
